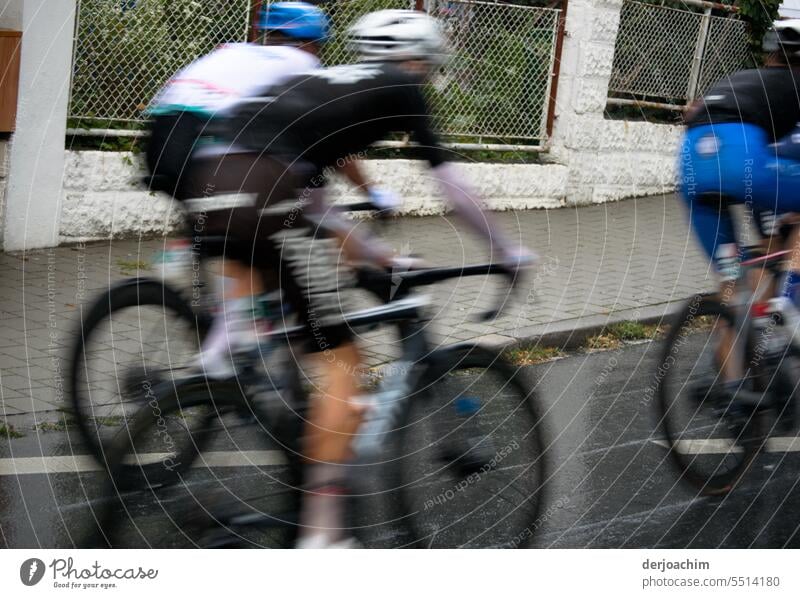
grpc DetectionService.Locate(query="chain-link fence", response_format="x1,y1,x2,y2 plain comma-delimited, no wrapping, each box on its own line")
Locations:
68,0,563,149
431,1,560,142
607,0,750,110
69,0,251,123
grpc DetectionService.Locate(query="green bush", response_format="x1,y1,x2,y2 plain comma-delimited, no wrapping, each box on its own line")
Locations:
70,0,249,122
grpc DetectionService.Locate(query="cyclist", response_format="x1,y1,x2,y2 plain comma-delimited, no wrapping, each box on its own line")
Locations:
679,19,800,396
188,9,535,547
146,1,398,373
147,1,325,199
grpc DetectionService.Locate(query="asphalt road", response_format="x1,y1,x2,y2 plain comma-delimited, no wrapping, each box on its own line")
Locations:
2,337,800,549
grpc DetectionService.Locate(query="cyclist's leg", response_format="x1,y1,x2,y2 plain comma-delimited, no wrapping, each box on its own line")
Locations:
255,198,363,547
751,157,800,343
679,123,769,382
193,152,363,545
759,126,800,303
181,151,296,374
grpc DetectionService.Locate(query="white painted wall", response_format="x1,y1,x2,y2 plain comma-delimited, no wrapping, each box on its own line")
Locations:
58,152,569,242
2,0,75,251
780,0,800,18
0,141,8,244
0,0,23,29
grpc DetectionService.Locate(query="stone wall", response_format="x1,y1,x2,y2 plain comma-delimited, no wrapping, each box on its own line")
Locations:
58,152,570,242
546,0,681,204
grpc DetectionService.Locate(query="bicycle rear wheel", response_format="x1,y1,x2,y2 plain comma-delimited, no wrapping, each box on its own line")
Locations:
657,295,760,495
68,279,209,463
86,380,303,548
395,345,546,548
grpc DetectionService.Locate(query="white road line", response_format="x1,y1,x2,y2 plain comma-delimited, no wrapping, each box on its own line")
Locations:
652,437,800,454
0,450,287,476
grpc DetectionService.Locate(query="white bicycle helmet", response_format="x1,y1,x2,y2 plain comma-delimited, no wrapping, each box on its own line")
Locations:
764,19,800,55
347,9,448,64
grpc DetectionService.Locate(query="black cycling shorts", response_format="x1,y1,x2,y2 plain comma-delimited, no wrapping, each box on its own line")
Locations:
181,152,354,352
146,112,212,200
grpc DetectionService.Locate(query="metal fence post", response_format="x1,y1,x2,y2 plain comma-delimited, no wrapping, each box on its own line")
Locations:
545,0,568,140
66,0,82,123
686,6,711,104
248,0,265,42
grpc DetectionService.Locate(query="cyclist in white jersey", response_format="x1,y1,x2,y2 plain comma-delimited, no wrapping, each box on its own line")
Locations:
146,2,398,376
145,2,327,197
151,43,317,117
147,1,396,202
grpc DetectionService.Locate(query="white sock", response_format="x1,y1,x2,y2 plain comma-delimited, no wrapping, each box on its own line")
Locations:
196,296,259,376
297,463,349,545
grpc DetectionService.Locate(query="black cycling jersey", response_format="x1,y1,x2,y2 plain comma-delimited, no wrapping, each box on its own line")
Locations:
686,67,800,142
230,61,448,175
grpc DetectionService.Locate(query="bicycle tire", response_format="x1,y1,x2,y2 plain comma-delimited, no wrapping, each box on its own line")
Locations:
108,377,225,491
657,295,760,495
87,379,303,548
68,278,209,465
394,345,546,548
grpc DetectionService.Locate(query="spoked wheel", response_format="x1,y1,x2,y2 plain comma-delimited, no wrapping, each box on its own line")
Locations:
394,345,546,548
69,279,210,463
86,379,304,548
657,295,762,495
102,377,221,491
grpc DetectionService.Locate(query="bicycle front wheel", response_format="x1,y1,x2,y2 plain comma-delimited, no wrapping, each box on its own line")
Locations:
657,295,759,495
395,345,546,548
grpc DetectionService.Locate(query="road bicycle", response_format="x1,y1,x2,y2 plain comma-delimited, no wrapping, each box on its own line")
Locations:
84,259,547,548
66,201,389,468
657,214,800,495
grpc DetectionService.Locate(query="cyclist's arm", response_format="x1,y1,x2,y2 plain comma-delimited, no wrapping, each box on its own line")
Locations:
406,92,516,259
338,160,401,212
339,160,371,193
305,186,396,267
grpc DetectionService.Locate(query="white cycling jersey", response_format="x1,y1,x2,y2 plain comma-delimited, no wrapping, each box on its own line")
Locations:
150,43,320,116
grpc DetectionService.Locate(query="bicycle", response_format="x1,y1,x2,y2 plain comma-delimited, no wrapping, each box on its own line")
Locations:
657,216,800,495
66,200,391,477
84,262,547,548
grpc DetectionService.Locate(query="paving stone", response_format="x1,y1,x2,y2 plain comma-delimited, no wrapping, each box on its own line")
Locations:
1,396,61,413
0,194,712,413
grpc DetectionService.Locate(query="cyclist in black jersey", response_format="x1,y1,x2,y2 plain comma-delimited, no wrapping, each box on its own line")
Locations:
189,9,535,547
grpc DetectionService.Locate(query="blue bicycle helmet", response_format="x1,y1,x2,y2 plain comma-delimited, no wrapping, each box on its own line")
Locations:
260,2,330,43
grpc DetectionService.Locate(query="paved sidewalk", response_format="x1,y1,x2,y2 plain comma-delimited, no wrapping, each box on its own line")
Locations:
0,193,714,420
